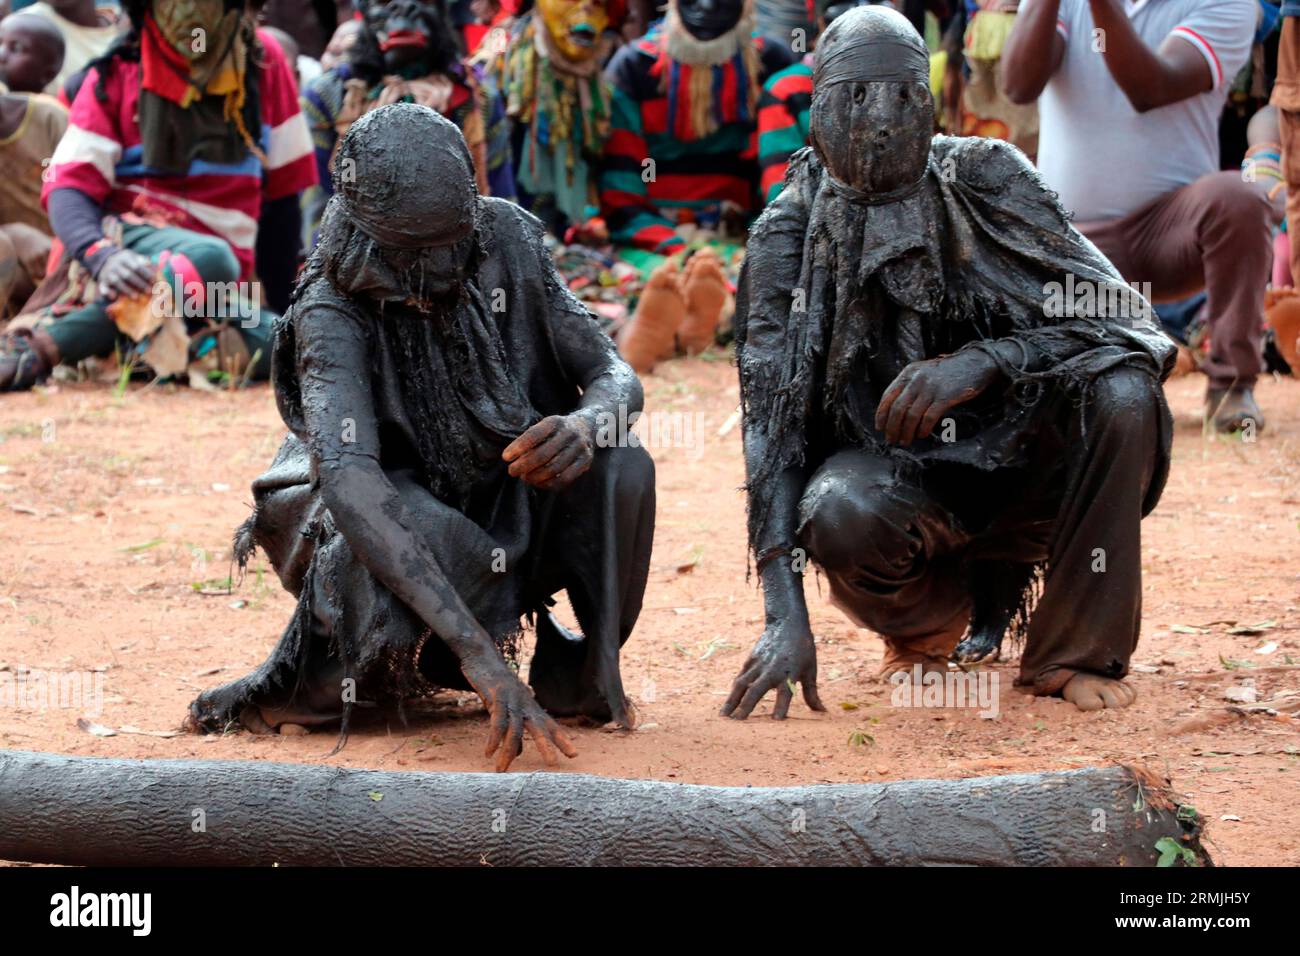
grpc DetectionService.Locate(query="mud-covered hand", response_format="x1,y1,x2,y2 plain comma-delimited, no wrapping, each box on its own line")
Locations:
95,248,156,301
875,349,1001,446
503,413,595,491
464,661,578,772
721,615,825,720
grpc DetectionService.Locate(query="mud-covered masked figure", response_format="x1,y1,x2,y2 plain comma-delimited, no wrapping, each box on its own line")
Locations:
186,105,655,772
500,0,614,232
598,0,794,253
298,0,515,243
724,7,1175,719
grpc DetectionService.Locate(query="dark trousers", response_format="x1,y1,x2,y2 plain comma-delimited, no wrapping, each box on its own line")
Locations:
1076,172,1274,390
796,367,1167,693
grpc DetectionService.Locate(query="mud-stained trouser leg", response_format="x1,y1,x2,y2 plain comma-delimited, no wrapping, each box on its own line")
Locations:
1018,367,1167,695
796,450,971,664
528,444,656,727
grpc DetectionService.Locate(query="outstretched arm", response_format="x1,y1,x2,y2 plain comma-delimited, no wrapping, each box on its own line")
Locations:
296,302,575,770
722,186,825,720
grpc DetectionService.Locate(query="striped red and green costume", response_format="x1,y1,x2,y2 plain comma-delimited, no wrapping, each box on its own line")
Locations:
600,25,794,253
758,60,812,204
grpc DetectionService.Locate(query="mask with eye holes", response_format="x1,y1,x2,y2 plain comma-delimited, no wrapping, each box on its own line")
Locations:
808,5,933,196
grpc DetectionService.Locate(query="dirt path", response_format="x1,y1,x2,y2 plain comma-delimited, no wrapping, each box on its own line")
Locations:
0,365,1296,865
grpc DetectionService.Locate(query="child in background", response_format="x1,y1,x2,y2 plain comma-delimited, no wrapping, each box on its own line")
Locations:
22,1,121,96
0,10,67,315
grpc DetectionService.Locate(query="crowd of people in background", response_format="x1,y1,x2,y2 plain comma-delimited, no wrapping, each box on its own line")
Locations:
0,0,1294,436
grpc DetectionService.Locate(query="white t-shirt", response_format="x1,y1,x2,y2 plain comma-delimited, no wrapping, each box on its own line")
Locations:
27,2,123,98
1035,0,1255,222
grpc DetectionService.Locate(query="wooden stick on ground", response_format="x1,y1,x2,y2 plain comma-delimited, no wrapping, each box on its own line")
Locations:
0,750,1210,867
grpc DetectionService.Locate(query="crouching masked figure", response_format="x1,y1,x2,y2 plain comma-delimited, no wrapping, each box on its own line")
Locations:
724,7,1175,719
187,105,655,771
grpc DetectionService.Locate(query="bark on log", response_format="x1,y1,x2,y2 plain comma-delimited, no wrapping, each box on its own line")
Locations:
0,750,1209,866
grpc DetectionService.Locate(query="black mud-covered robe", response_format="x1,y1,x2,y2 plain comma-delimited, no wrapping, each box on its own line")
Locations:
192,197,654,732
737,136,1176,641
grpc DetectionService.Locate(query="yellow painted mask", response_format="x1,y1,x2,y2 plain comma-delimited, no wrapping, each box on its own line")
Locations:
537,0,609,63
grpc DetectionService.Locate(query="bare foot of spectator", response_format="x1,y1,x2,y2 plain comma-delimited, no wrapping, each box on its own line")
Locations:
618,259,685,374
679,248,728,354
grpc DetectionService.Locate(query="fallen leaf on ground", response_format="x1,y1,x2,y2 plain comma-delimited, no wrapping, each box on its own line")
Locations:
76,718,116,737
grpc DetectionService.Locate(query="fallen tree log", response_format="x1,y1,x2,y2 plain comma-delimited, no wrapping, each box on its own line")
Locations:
0,751,1209,866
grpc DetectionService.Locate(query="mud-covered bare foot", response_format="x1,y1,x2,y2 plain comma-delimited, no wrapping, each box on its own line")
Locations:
952,627,1001,664
878,655,948,682
618,259,685,373
678,249,728,354
1061,673,1137,711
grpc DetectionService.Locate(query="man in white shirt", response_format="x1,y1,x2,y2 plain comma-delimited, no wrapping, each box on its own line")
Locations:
1004,0,1270,433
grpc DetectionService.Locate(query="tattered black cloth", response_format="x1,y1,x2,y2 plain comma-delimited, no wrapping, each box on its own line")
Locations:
188,194,654,737
739,137,1176,548
736,136,1176,689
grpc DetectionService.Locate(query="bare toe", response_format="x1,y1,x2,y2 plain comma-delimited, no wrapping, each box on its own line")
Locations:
1062,673,1136,711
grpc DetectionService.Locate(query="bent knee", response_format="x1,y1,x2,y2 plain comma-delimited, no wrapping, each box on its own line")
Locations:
1088,365,1160,417
177,237,241,284
798,477,922,574
1197,172,1275,238
597,442,656,497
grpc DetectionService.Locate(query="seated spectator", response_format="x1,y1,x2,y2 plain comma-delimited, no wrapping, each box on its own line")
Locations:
318,15,360,71
262,26,301,87
0,10,67,315
599,0,794,254
0,0,316,392
299,0,515,243
1273,6,1300,286
0,10,64,92
1004,0,1269,434
23,1,121,96
1240,104,1288,284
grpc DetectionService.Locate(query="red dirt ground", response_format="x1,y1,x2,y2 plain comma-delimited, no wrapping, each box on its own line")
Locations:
0,364,1297,864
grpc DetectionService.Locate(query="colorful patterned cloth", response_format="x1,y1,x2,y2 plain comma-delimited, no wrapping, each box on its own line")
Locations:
757,60,811,204
599,23,793,253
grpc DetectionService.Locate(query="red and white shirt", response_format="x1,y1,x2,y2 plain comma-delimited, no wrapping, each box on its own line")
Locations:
43,30,317,279
1037,0,1255,222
